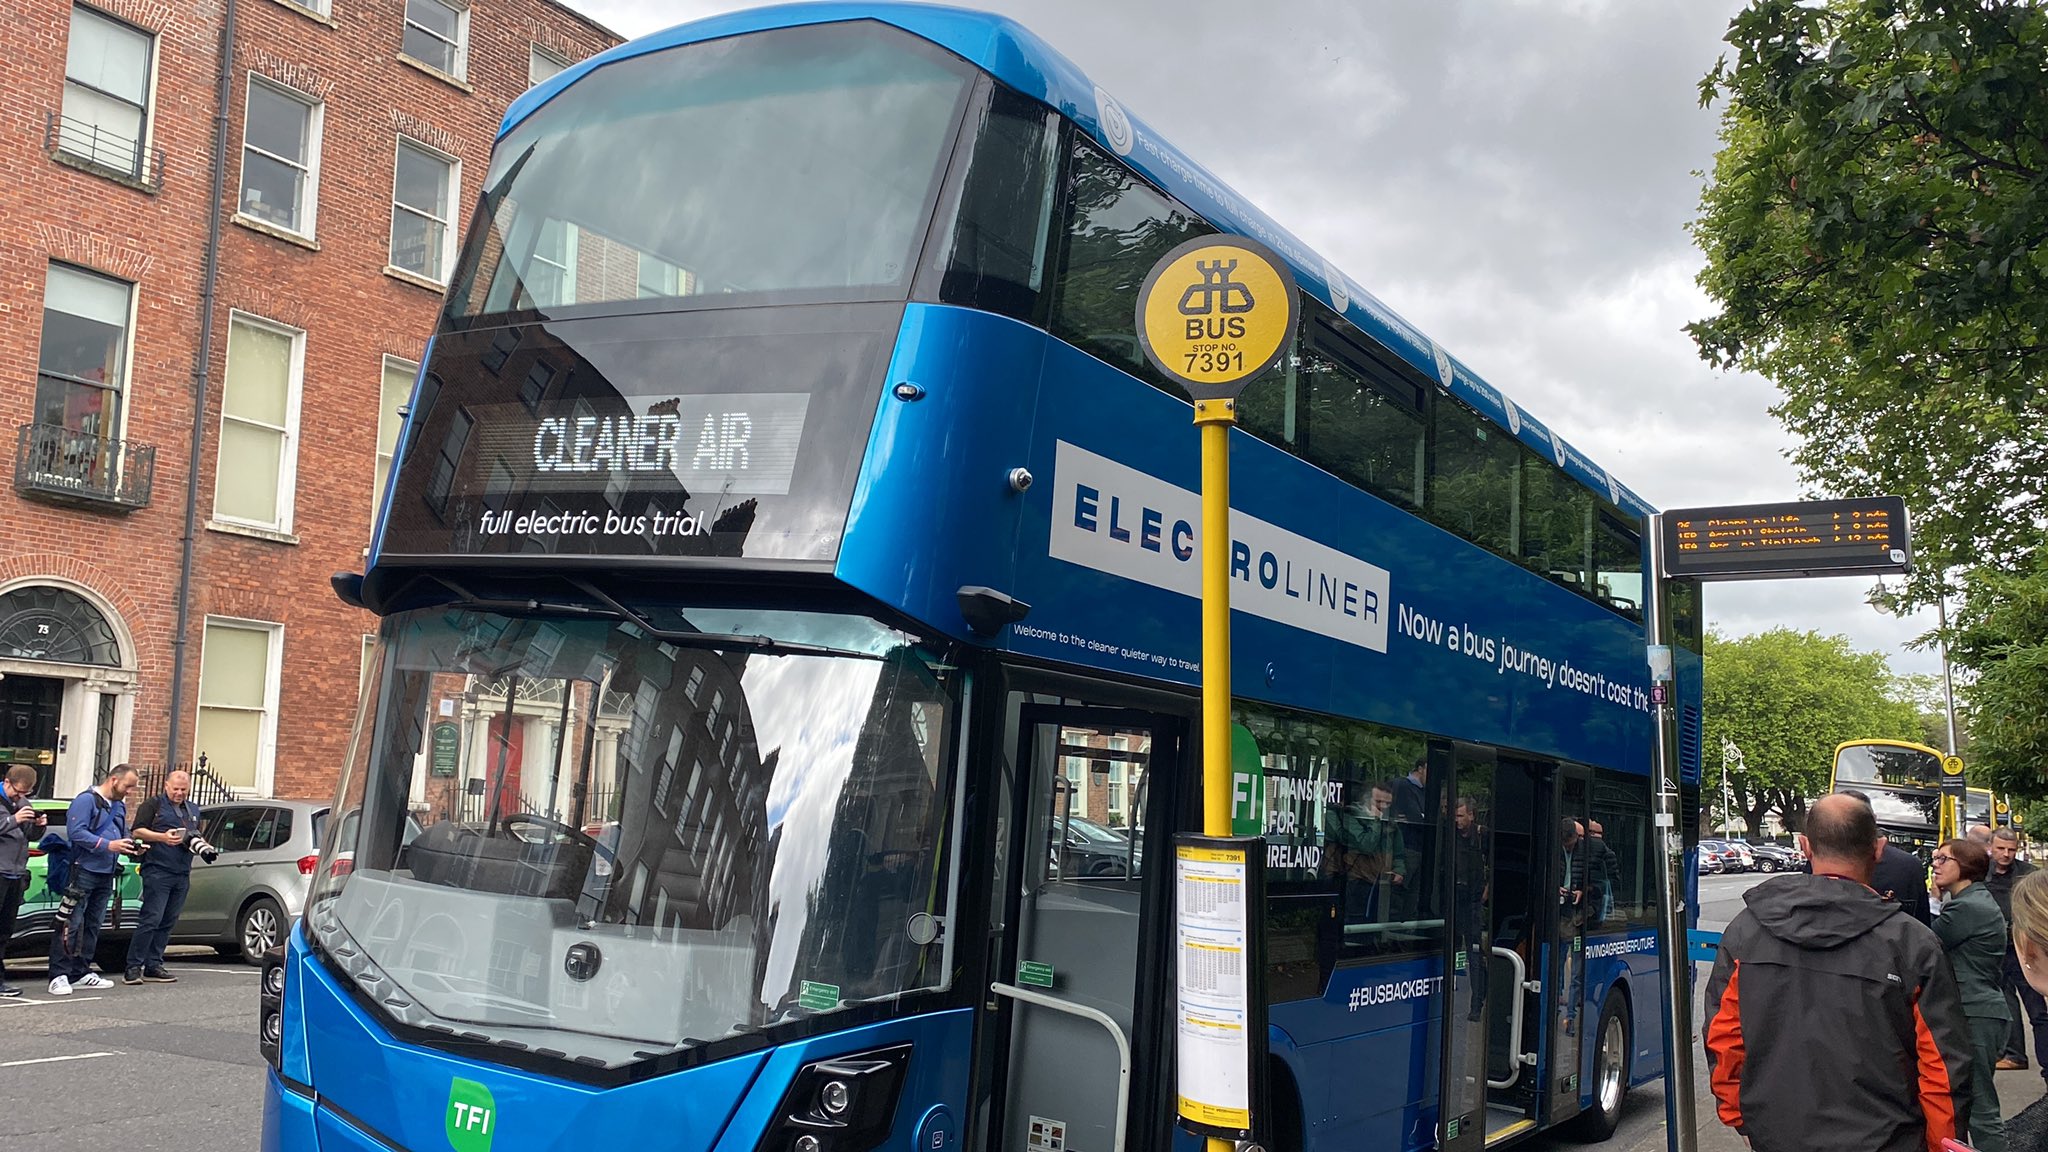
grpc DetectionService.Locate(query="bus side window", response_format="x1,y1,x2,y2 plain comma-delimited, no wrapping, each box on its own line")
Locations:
1047,137,1213,393
931,85,1062,323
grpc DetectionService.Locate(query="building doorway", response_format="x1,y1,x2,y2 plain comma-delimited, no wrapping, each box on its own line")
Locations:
0,674,64,798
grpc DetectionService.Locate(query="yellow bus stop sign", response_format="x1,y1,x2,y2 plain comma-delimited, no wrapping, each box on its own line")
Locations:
1943,755,1965,777
1135,236,1298,401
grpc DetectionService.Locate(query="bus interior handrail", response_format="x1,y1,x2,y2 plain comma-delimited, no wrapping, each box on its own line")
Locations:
990,981,1131,1152
1488,946,1529,1090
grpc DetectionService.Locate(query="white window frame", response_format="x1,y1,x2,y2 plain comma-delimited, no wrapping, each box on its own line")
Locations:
530,218,577,306
528,44,568,87
388,137,459,283
212,311,305,532
195,616,284,797
60,5,158,179
238,75,323,239
375,354,417,523
402,0,469,80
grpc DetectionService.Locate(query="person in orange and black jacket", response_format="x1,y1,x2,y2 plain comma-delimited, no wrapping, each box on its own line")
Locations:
1704,793,1974,1152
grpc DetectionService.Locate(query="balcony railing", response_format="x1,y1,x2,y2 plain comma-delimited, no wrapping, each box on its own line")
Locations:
15,423,156,512
45,109,164,188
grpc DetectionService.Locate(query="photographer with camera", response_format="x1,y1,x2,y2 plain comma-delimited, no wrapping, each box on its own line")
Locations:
1,765,47,998
48,763,139,996
124,769,216,985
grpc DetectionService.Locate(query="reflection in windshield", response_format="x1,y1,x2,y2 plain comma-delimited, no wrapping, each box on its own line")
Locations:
311,606,956,1070
1834,744,1941,789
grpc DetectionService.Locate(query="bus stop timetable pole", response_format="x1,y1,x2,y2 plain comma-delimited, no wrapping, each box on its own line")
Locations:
1196,397,1236,1152
1645,513,1699,1152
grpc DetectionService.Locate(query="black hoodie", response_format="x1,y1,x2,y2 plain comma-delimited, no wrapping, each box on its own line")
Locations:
1704,872,1974,1152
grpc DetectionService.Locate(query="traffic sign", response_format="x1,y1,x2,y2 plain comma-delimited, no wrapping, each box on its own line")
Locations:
1659,496,1910,581
1135,236,1298,401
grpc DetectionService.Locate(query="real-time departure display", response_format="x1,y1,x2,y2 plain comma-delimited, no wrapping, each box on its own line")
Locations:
1660,496,1910,580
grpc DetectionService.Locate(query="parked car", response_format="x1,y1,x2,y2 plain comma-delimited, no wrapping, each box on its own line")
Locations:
1698,839,1750,874
1748,843,1804,872
1698,848,1723,875
4,798,145,971
1058,814,1142,877
175,799,332,964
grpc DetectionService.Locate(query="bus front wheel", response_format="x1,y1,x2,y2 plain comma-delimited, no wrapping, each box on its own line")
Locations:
1571,994,1630,1142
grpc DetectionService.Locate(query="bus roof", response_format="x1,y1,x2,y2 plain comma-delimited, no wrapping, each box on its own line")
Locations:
1832,739,1945,758
502,2,1657,521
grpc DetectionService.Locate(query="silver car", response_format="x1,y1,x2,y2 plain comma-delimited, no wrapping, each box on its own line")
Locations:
168,799,327,964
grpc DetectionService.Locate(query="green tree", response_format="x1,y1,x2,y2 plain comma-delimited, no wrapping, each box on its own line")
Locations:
1688,0,2048,597
1705,628,1923,835
1952,557,2048,798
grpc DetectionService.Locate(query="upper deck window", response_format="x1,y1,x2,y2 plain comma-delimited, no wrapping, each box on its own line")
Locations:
446,22,973,322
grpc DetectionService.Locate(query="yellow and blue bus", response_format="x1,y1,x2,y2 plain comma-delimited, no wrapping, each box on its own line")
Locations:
260,7,1702,1151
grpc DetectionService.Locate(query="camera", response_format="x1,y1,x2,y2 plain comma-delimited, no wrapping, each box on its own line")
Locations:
186,835,221,864
119,837,149,859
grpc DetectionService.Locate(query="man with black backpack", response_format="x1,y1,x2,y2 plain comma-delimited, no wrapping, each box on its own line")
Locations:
48,763,140,996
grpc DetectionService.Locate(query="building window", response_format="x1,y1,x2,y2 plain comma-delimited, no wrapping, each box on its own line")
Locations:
59,6,155,178
529,44,568,87
390,139,457,282
36,263,133,441
375,356,415,522
402,0,467,79
239,78,321,236
213,314,303,531
527,219,576,306
196,618,282,794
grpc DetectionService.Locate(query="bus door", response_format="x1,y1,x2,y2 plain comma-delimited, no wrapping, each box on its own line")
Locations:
988,701,1182,1152
1440,749,1557,1147
1545,767,1595,1129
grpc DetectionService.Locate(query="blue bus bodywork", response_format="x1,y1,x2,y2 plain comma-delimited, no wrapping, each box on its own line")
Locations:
269,6,1704,1151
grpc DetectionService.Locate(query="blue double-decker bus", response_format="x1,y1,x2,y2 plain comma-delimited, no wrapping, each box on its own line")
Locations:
260,6,1704,1151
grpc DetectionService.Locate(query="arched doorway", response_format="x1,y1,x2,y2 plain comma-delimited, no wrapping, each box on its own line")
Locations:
0,582,136,798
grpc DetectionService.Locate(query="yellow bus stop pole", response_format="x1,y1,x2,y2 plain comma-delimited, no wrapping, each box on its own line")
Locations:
1194,396,1236,1152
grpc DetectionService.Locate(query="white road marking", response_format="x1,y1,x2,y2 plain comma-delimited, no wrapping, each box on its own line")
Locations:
0,996,106,1008
0,1051,118,1068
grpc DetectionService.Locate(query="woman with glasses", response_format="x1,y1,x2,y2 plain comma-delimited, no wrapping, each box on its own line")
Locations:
1935,837,2012,1152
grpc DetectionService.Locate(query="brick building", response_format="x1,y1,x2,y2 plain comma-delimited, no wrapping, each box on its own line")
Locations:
0,0,618,799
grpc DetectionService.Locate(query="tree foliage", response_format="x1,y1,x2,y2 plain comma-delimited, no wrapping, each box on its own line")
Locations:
1704,628,1924,834
1953,556,2048,797
1689,0,2048,595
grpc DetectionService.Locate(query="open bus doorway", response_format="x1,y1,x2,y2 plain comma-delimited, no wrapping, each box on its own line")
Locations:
1439,745,1567,1148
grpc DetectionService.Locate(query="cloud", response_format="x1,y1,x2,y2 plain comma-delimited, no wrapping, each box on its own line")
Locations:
563,0,1937,676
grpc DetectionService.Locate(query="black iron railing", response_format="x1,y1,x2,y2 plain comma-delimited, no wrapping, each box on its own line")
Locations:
45,109,164,187
15,423,156,512
132,757,244,807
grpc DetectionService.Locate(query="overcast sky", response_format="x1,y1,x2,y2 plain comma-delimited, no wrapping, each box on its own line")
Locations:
567,0,1946,679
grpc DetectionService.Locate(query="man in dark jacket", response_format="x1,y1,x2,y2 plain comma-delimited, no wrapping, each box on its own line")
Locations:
1985,827,2048,1078
1839,789,1934,926
1704,793,1973,1152
0,765,47,998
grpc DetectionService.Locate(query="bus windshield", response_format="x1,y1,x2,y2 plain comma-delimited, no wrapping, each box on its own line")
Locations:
446,21,973,319
1834,743,1941,790
309,604,958,1070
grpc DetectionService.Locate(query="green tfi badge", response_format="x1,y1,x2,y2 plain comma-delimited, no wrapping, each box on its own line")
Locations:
445,1078,496,1152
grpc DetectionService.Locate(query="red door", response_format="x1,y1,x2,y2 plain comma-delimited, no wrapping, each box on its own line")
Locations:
486,712,524,817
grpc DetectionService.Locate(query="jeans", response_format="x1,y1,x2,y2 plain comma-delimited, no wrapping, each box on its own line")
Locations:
1968,1014,2011,1152
125,866,189,973
0,874,25,980
48,868,114,981
2003,946,2048,1080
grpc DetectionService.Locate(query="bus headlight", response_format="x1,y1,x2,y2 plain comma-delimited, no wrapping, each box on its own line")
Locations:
756,1045,910,1152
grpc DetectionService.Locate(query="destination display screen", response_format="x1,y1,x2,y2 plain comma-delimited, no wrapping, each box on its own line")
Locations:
375,304,898,562
1661,496,1910,580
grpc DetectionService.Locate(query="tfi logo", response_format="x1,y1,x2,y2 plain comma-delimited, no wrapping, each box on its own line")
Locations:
445,1078,496,1152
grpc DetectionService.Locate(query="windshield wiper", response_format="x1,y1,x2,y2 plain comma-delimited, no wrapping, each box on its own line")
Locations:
568,579,882,660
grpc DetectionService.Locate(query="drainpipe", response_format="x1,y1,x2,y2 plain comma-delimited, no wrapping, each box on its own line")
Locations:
167,0,237,766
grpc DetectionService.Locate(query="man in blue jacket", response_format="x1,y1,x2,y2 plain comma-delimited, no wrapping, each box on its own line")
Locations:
48,764,140,996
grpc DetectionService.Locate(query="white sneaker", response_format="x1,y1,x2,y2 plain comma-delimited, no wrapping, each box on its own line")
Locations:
47,975,71,996
74,973,111,990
